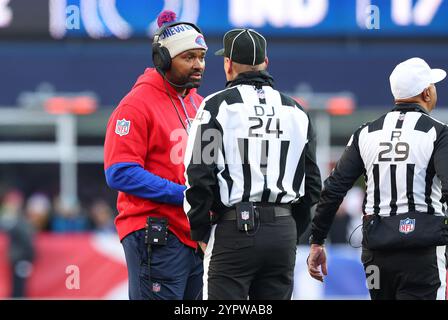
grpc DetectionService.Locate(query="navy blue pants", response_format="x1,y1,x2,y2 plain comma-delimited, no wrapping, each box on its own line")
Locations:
121,229,203,300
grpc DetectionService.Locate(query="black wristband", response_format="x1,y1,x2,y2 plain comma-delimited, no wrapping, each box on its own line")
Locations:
309,234,325,246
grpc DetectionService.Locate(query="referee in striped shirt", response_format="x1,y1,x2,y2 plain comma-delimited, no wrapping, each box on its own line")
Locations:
308,57,448,300
184,28,321,300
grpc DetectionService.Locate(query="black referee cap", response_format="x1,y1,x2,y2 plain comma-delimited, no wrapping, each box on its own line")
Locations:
215,28,267,66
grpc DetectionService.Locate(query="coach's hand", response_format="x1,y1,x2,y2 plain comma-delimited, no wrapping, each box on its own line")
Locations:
307,244,327,282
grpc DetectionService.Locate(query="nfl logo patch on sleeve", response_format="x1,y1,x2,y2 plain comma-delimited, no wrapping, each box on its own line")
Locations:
115,119,131,136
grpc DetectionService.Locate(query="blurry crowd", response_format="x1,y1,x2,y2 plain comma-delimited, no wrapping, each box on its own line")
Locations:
0,189,117,298
0,189,116,235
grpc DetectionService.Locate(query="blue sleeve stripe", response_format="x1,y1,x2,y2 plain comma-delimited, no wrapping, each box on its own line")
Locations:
105,162,185,206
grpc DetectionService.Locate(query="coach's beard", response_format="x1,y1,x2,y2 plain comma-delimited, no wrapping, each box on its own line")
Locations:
186,71,203,88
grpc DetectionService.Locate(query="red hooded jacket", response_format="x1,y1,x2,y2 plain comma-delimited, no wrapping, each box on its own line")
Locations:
104,68,202,248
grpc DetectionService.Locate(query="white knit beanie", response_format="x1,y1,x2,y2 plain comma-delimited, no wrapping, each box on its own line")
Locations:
157,23,208,58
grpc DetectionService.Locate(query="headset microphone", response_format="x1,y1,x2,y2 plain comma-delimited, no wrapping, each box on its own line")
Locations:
165,77,196,90
156,67,196,90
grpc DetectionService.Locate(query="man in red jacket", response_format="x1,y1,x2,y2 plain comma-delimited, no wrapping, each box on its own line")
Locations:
104,11,207,300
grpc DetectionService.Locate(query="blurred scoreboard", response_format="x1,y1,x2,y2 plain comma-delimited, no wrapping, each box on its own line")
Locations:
0,0,447,39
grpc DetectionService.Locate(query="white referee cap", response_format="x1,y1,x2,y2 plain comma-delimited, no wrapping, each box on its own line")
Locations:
389,57,446,100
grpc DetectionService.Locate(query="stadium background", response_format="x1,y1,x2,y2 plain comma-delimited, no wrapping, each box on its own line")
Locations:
0,0,447,299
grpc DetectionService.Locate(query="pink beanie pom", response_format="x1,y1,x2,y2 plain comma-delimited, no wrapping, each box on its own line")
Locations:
157,10,177,27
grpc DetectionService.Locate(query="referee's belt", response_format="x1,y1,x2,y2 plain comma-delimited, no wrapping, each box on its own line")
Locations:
220,203,292,221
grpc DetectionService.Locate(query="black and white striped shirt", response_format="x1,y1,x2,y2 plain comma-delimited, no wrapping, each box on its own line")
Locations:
311,103,448,244
184,71,322,241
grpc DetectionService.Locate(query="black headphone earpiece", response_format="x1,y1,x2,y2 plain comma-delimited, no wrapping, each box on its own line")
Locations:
152,42,172,71
152,21,203,72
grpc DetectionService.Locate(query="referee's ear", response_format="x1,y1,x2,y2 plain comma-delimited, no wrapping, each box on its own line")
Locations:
263,57,269,69
224,57,234,80
422,87,431,102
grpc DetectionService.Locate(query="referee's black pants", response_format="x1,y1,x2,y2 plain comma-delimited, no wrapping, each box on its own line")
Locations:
362,245,447,300
203,211,297,300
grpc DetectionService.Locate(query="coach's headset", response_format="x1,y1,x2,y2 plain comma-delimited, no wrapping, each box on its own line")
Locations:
152,21,203,77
